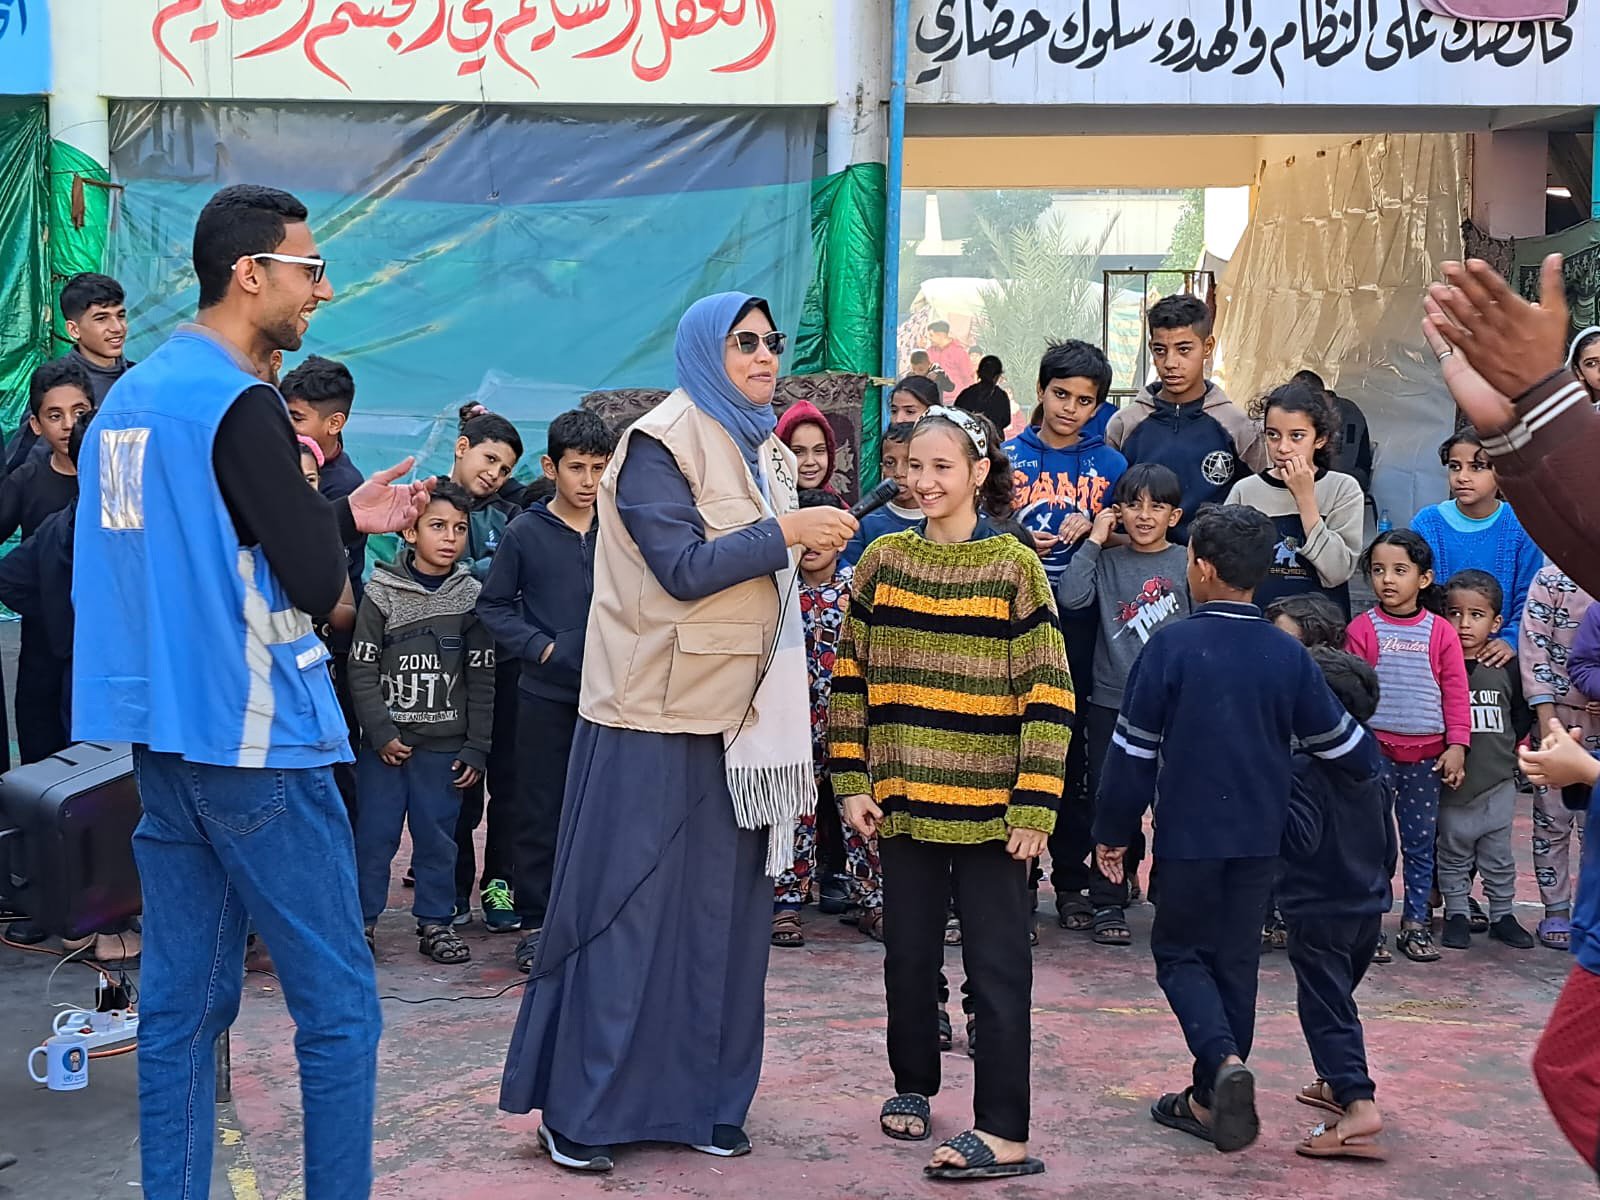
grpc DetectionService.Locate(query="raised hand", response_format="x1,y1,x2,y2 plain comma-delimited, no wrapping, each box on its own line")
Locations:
349,458,437,535
1425,255,1569,407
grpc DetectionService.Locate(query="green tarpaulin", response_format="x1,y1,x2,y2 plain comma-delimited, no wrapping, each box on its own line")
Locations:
0,100,49,435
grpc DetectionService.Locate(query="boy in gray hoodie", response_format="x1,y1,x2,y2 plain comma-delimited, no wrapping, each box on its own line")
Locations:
349,480,496,965
1056,463,1191,943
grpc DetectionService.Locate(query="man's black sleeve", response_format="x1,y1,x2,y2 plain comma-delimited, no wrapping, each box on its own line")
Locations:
212,386,359,617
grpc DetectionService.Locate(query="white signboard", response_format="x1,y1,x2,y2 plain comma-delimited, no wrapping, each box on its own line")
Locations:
909,0,1600,107
101,0,833,106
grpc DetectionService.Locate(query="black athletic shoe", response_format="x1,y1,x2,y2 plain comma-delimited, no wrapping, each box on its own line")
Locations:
5,919,47,946
538,1125,612,1172
1441,914,1471,950
692,1125,752,1157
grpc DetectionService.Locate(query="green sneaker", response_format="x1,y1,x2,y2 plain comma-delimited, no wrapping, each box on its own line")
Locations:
481,879,520,932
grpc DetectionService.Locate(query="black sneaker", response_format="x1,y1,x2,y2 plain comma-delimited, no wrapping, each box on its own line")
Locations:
817,874,851,915
1489,914,1536,949
1441,914,1471,950
5,919,47,946
691,1124,751,1158
538,1125,612,1172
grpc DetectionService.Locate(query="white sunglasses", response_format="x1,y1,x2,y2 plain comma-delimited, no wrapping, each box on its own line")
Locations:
248,252,327,285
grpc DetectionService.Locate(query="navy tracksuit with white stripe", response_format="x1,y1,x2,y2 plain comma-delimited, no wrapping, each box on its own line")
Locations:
1093,601,1381,1104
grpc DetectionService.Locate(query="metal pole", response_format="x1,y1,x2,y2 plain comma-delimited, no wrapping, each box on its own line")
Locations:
215,1029,232,1104
879,0,911,424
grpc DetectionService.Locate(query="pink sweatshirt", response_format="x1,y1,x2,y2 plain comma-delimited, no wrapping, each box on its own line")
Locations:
1346,607,1472,762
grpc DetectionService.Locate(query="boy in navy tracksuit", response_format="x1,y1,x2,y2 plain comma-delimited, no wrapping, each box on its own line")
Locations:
476,410,615,971
1280,646,1394,1161
1094,505,1380,1154
1003,340,1128,928
1105,295,1266,541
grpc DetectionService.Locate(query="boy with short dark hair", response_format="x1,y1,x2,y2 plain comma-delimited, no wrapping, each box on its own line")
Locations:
446,409,527,930
842,423,921,566
282,354,365,820
0,357,94,762
349,480,495,966
1106,296,1265,539
1094,504,1380,1154
1438,569,1536,950
477,409,614,969
1056,463,1188,942
1279,646,1393,1161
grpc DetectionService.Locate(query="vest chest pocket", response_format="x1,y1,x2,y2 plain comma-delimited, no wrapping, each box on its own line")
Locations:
664,621,763,722
697,496,765,534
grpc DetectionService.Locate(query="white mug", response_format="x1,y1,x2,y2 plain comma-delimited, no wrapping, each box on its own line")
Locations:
29,1035,89,1091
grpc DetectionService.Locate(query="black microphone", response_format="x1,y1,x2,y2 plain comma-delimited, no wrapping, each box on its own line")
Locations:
849,478,901,521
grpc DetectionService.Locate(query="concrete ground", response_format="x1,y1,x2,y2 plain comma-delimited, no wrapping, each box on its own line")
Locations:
222,813,1588,1200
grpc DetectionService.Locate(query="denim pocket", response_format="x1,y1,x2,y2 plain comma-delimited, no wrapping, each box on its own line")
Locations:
190,763,288,837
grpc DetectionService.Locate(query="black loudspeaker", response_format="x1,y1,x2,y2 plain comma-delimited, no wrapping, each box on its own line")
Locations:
0,742,141,939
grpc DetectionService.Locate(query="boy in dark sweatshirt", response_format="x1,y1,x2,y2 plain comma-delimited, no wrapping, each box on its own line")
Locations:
1055,463,1189,941
1280,646,1395,1162
1,357,93,763
1094,504,1380,1154
1005,340,1127,927
1105,295,1266,540
476,409,614,971
349,481,495,966
444,410,527,930
282,355,365,821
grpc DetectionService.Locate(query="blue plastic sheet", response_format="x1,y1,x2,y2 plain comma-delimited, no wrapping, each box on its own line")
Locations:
107,101,818,475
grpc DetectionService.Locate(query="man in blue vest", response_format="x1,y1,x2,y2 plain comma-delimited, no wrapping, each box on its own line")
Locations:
74,185,433,1199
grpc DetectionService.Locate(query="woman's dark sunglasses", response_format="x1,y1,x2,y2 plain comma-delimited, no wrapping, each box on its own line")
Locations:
727,330,787,356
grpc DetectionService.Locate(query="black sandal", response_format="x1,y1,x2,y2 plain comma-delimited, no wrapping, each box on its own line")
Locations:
1092,906,1131,947
417,923,471,964
944,916,962,945
965,1015,977,1060
1057,895,1093,931
938,1007,953,1052
880,1093,931,1141
924,1130,1044,1180
1468,896,1490,934
1397,926,1440,963
1151,1088,1214,1144
1372,931,1392,965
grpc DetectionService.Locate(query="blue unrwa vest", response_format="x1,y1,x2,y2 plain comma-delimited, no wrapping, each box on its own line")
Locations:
73,325,352,769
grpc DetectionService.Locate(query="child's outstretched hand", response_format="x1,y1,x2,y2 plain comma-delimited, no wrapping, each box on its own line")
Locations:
1006,826,1047,862
842,794,882,839
1095,844,1125,884
1478,637,1515,669
1088,507,1118,546
1433,744,1466,790
1521,719,1600,791
453,761,481,789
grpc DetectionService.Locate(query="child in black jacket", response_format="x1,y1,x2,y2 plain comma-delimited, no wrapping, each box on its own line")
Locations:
1280,646,1395,1162
476,410,614,971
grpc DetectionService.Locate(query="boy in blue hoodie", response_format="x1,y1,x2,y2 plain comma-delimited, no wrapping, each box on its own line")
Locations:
476,409,616,971
1004,340,1127,929
1279,646,1394,1161
1106,295,1266,541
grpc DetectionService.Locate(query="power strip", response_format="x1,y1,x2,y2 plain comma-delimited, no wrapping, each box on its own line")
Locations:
52,1009,139,1052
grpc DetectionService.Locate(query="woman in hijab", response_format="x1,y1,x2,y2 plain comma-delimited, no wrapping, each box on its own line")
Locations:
500,293,858,1173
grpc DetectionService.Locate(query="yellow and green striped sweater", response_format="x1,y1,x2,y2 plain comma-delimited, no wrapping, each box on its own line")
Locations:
828,527,1073,844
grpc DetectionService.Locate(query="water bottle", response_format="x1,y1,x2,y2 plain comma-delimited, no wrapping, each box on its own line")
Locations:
1377,509,1392,534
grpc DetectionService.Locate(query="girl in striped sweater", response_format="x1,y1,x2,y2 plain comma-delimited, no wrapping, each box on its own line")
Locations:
1345,530,1471,964
830,407,1071,1182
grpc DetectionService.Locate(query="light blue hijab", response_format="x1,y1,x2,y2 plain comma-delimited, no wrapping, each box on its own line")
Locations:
675,292,777,485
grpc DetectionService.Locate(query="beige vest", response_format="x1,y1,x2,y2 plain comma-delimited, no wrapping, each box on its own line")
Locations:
579,390,797,735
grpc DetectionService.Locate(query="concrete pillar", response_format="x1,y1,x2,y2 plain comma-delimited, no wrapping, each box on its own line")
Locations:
1471,131,1548,240
46,0,108,165
827,0,888,172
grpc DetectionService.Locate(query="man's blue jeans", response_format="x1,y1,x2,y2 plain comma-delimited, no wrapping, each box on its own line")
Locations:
132,748,382,1200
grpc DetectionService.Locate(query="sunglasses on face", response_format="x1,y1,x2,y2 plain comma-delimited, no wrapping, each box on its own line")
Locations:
727,330,787,356
250,252,328,285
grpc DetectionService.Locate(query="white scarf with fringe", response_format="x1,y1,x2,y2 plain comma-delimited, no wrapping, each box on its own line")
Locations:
724,438,817,877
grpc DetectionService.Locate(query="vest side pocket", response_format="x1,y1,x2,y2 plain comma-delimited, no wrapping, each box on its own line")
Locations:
663,621,764,724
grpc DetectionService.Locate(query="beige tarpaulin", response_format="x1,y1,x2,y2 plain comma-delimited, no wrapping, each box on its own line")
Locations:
1215,133,1467,526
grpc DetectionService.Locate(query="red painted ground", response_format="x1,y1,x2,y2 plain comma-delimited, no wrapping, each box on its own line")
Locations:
226,811,1592,1199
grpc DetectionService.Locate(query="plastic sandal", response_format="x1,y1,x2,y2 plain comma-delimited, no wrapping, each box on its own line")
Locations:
1296,1120,1386,1161
1151,1089,1213,1144
770,910,805,948
923,1130,1044,1180
1397,927,1440,963
1538,915,1573,950
880,1093,931,1141
1092,907,1132,947
1468,896,1490,934
417,923,471,964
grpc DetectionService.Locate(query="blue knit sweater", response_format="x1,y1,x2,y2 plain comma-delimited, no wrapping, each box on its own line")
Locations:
1410,501,1542,652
